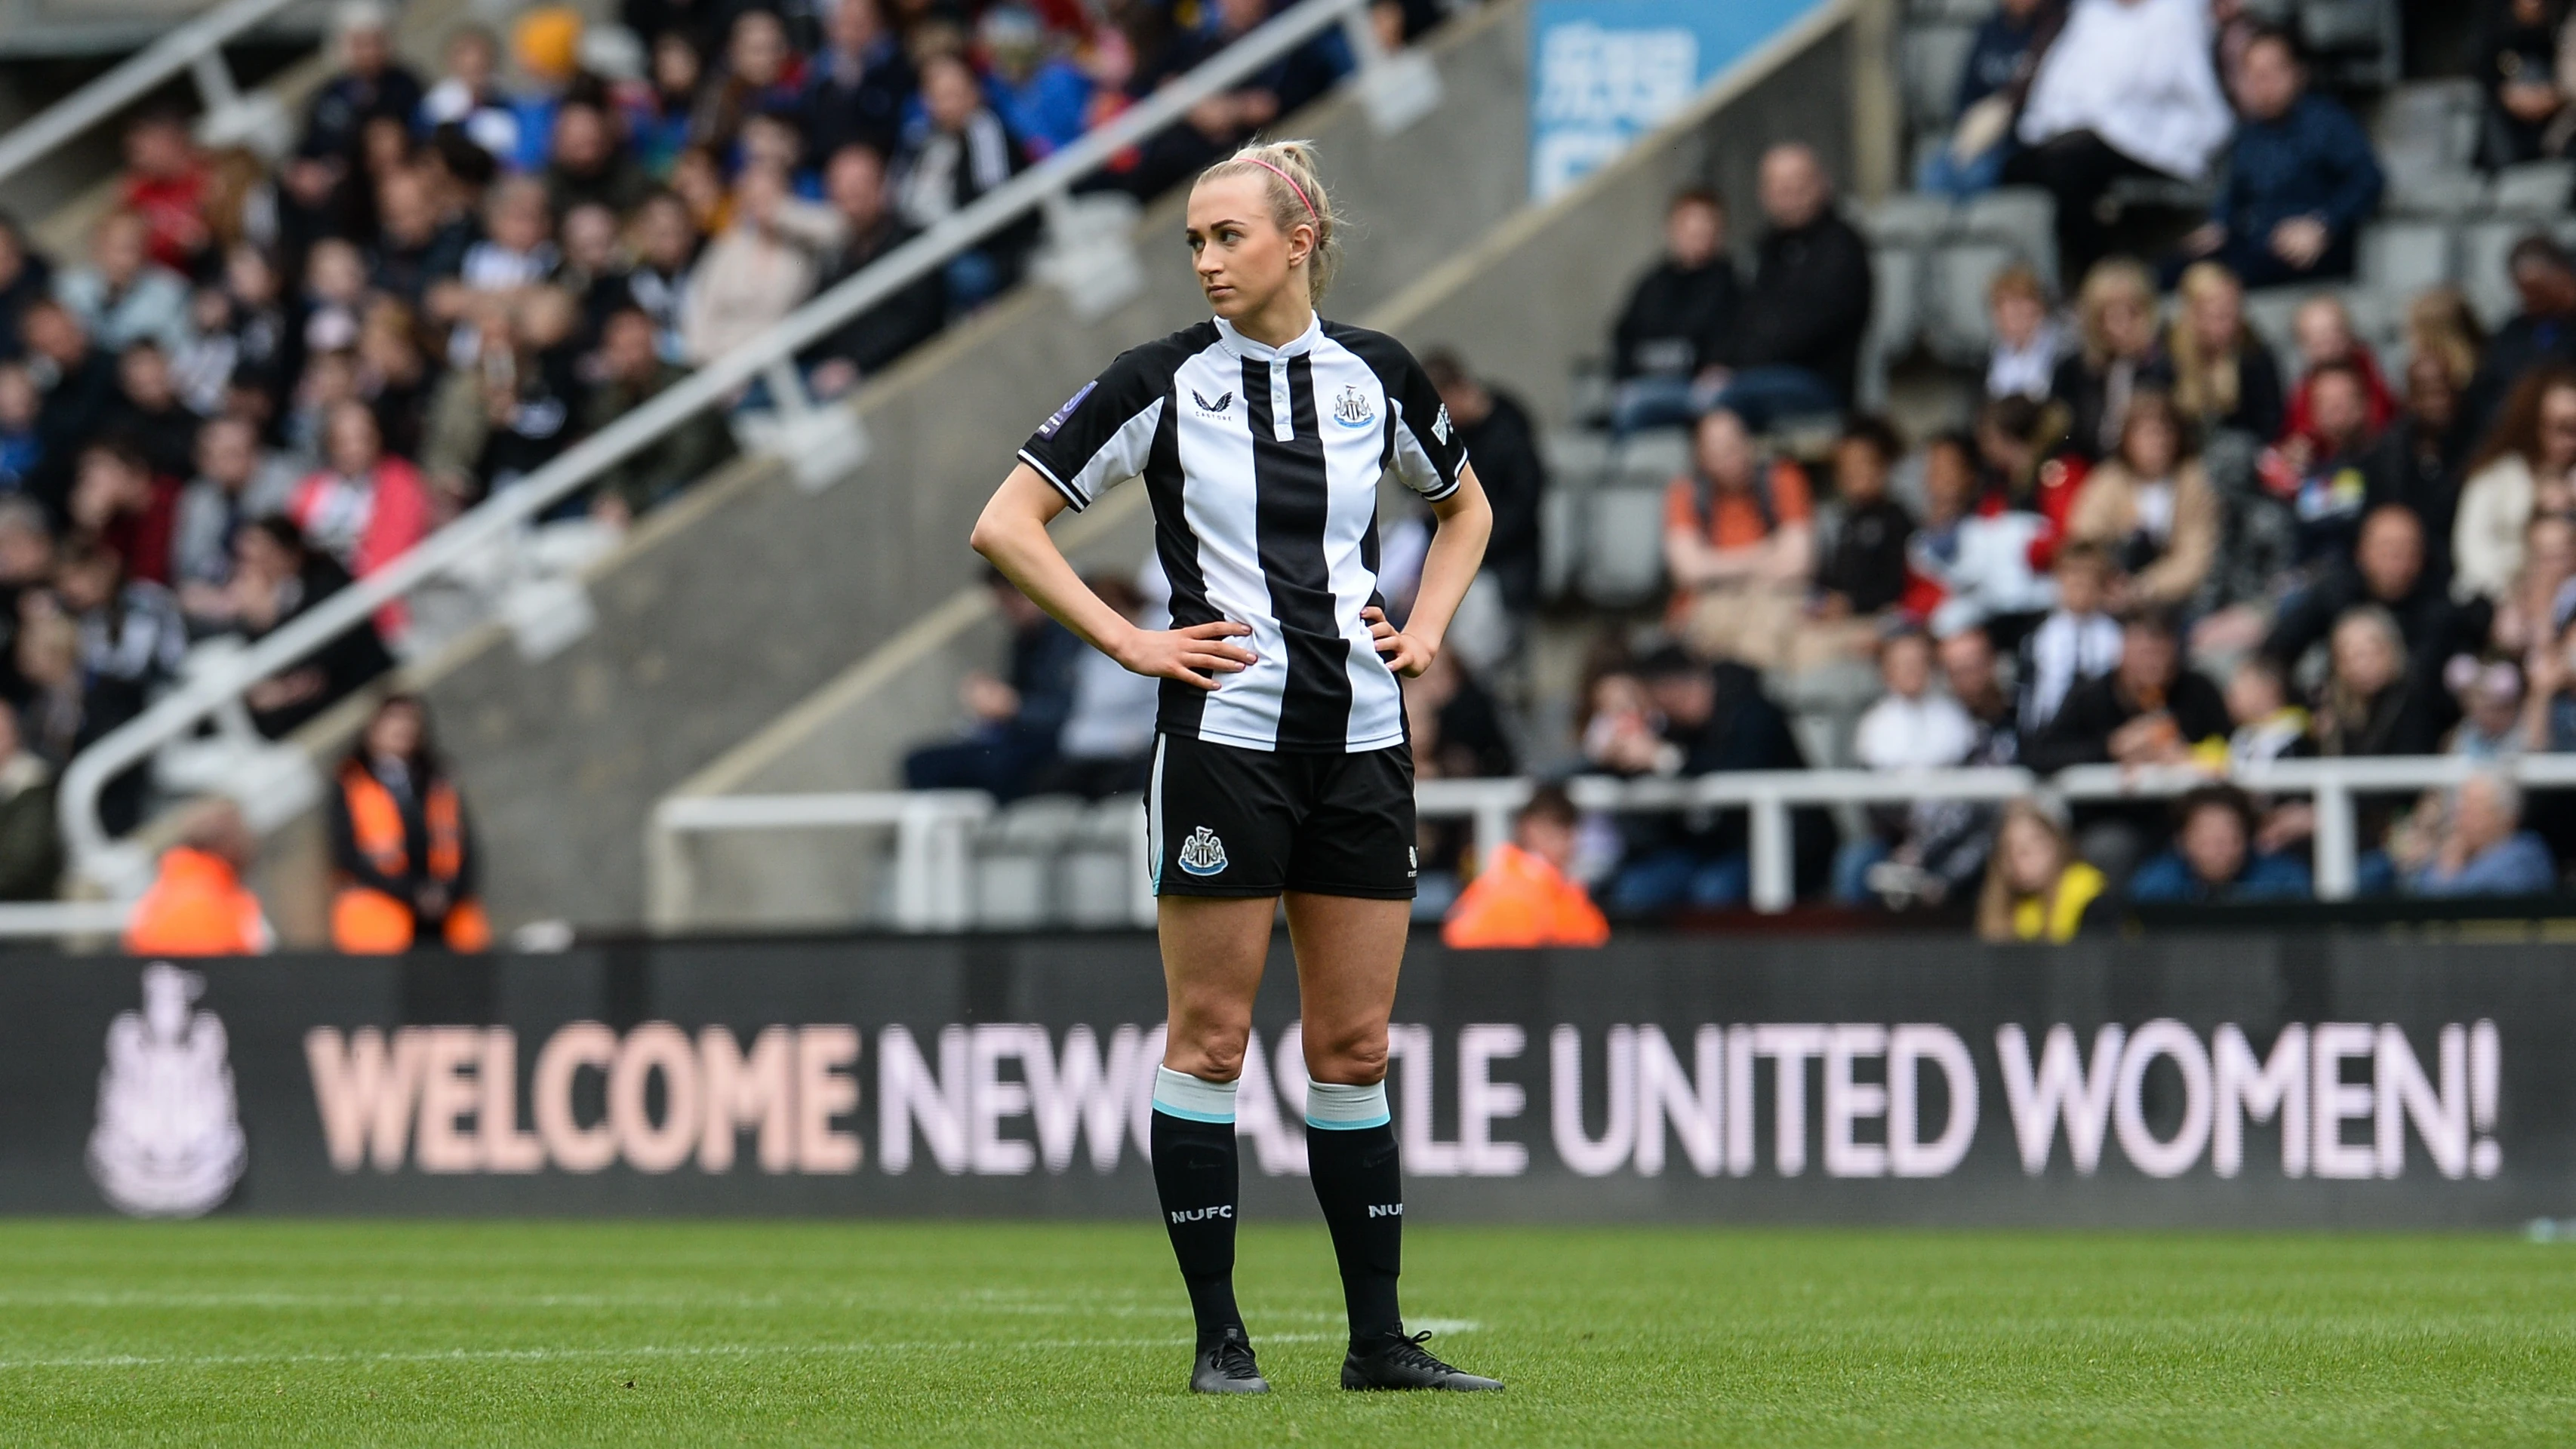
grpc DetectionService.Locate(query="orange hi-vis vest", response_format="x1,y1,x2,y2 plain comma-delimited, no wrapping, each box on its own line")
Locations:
1440,841,1611,950
125,847,272,956
331,762,491,953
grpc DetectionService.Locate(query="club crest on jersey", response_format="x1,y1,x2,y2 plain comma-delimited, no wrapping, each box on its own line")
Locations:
1332,383,1376,429
1432,403,1453,445
1036,380,1096,438
1192,388,1233,417
1177,826,1229,876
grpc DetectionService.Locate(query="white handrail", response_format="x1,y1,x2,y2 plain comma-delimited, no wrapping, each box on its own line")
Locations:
649,753,2576,929
0,0,306,189
59,0,1418,888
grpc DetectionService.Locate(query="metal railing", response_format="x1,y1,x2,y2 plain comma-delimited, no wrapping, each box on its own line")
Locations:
0,0,303,189
645,752,2576,931
54,0,1442,896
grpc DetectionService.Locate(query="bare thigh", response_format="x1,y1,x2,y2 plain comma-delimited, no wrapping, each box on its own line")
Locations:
1158,894,1275,1081
1284,891,1410,1087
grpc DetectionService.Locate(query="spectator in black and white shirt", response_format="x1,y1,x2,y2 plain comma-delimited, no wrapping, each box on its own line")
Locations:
895,51,1033,313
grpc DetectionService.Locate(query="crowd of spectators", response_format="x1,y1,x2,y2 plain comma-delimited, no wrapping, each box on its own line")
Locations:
0,0,1439,903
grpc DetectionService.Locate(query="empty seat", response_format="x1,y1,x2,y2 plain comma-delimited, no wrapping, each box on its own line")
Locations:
1614,430,1691,488
2241,288,2309,363
1581,488,1670,608
2460,220,2531,328
1057,794,1142,928
2358,219,2453,299
1864,192,1954,248
972,795,1086,928
1958,187,2057,289
2488,161,2571,217
1925,239,2018,366
2380,159,2483,218
1870,245,1925,358
1899,23,1976,134
2372,79,2483,172
2298,0,2397,87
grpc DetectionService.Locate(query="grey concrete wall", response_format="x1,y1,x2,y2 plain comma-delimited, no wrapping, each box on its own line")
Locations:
414,0,1547,930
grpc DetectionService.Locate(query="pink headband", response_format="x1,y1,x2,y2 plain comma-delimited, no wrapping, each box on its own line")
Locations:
1241,156,1316,221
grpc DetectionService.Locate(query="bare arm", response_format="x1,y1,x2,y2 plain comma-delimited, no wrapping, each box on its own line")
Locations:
1364,464,1492,676
968,463,1255,688
1664,518,1811,589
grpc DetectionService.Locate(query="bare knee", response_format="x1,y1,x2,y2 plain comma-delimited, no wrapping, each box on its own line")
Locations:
1166,1022,1250,1082
1303,1025,1386,1086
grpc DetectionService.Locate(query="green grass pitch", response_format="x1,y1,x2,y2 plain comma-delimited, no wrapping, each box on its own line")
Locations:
3,1220,2573,1446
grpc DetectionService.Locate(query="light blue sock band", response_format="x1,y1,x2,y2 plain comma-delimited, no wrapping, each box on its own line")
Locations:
1151,1066,1238,1124
1306,1080,1390,1131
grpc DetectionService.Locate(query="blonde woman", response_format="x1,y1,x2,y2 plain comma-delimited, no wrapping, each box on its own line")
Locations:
2050,256,2162,457
971,141,1498,1395
2405,286,2485,392
1976,797,2107,942
2160,261,2284,439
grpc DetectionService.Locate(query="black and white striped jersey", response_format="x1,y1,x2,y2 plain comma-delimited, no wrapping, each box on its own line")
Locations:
1017,315,1469,753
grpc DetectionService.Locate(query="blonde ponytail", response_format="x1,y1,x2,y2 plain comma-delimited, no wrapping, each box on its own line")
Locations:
1197,138,1342,301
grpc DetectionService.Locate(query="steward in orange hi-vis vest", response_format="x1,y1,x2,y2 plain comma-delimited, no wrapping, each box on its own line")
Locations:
328,761,491,955
125,802,273,957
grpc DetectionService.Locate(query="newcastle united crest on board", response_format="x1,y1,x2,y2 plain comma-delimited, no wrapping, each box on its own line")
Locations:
86,962,246,1217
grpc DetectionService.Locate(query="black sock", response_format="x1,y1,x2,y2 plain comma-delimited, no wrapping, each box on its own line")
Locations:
1150,1108,1243,1347
1306,1121,1404,1346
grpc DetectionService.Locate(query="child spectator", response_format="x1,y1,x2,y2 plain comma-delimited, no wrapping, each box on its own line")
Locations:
2017,541,2124,734
1442,785,1612,949
1906,430,2057,641
2067,389,2218,611
1815,415,1917,621
1661,408,1816,669
1983,263,2063,402
2128,783,2313,903
1834,628,1980,902
1974,797,2105,942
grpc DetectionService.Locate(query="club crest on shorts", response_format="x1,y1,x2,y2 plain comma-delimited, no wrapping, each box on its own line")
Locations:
1177,826,1229,877
1332,383,1376,429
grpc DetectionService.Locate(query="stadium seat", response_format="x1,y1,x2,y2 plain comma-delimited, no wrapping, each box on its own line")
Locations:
1925,239,2017,367
2381,160,2484,218
2488,162,2572,218
1864,192,1955,248
2460,219,2531,327
1868,245,1925,360
1580,488,1671,608
1057,795,1142,928
2241,288,2308,363
1898,24,1977,135
2358,220,2454,301
1959,189,2058,288
2297,0,2399,89
973,796,1087,929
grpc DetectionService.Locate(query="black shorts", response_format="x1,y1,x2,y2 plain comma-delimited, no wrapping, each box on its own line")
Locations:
1146,731,1416,900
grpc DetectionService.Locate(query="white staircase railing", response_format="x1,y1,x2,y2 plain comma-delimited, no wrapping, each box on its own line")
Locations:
646,752,2576,932
0,0,305,190
55,0,1442,898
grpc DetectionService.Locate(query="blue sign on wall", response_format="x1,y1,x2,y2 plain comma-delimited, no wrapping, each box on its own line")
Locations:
1529,0,1826,202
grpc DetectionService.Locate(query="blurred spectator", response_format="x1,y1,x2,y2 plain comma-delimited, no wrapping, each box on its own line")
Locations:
173,415,297,621
1596,648,1811,913
1662,408,1815,669
57,211,189,357
23,302,128,520
2052,258,2162,459
982,7,1094,160
895,51,1033,312
2313,604,2439,757
2476,0,2576,169
1423,349,1545,638
0,215,53,364
106,342,199,482
2409,287,2487,395
2455,364,2576,602
2171,29,2380,288
2067,389,2217,611
1984,263,2064,401
682,161,843,366
585,308,734,524
691,11,803,162
70,438,180,586
2411,771,2556,894
1406,648,1516,782
2159,261,2284,441
2128,783,2313,901
545,98,651,218
2519,611,2576,748
2017,542,2124,734
1974,796,2107,941
1028,573,1162,800
1704,145,1871,428
0,365,35,492
2282,294,2394,443
118,111,211,275
125,802,272,956
2030,608,2229,877
1608,189,1737,434
2009,0,2231,278
1853,626,2021,909
1919,0,2063,199
2362,352,2471,586
805,0,912,164
425,287,583,497
2448,655,2528,758
228,516,393,739
330,694,492,952
2266,505,2470,711
1816,415,1916,621
0,705,60,900
624,190,701,360
2470,235,2576,430
806,145,946,398
1906,429,2057,638
303,1,423,164
1441,785,1611,949
627,33,707,180
1834,628,1979,901
904,570,1081,801
2492,512,2576,659
55,537,186,834
2271,361,2381,568
289,401,430,591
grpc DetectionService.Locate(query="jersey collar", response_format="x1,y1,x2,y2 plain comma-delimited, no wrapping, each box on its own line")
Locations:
1213,313,1322,361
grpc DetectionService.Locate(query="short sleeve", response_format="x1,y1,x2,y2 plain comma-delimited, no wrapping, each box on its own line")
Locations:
1017,347,1168,512
1384,349,1469,501
1662,476,1699,537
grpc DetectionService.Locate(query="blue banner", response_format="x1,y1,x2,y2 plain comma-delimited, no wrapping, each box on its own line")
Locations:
1529,0,1827,201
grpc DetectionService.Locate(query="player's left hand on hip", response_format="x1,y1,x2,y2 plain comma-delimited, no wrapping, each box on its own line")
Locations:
1362,606,1436,678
